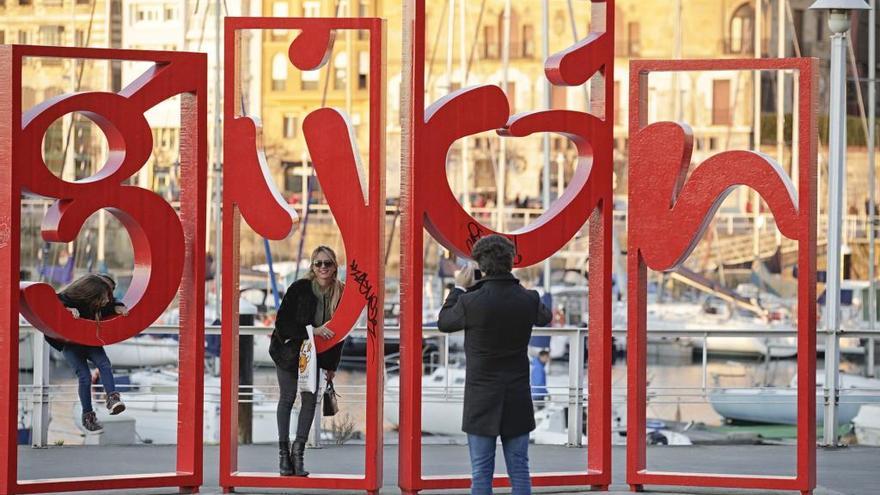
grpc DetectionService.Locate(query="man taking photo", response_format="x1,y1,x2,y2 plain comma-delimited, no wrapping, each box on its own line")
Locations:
438,235,553,495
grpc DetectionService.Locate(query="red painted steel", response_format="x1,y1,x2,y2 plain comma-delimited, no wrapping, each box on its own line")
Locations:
0,45,207,494
627,58,817,495
220,17,386,494
399,0,614,492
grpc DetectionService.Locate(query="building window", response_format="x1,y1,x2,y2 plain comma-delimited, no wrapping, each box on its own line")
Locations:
43,120,64,173
18,30,28,44
303,1,320,17
272,2,288,38
283,115,297,139
729,3,754,54
133,5,161,22
164,4,176,21
18,0,31,5
815,11,824,41
498,9,521,58
40,26,64,46
301,69,319,91
272,53,287,91
358,51,369,90
76,0,89,5
522,25,535,58
627,22,640,56
712,79,732,126
474,159,495,190
483,25,498,59
75,29,85,46
283,162,319,201
793,8,805,53
358,1,369,40
333,52,347,90
111,61,122,92
0,32,4,45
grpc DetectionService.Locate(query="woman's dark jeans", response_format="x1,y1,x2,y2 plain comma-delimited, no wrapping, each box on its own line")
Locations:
62,345,116,414
275,340,319,443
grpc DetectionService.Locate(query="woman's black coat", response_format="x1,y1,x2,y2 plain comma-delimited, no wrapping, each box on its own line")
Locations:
437,273,552,437
273,278,344,371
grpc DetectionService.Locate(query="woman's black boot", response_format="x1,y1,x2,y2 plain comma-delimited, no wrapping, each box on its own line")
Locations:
291,440,309,477
279,441,294,476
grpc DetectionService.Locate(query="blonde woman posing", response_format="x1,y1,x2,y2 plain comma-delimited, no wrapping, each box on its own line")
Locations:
270,246,345,476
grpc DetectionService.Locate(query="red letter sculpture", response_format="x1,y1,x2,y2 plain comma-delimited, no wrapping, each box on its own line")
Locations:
627,58,817,495
0,45,207,494
399,0,615,492
220,17,386,493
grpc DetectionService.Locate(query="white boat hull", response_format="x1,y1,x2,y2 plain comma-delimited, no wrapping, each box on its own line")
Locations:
710,373,880,425
853,405,880,446
103,337,180,368
709,389,865,425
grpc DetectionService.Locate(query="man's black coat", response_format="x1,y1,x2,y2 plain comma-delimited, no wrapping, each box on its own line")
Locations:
438,273,552,437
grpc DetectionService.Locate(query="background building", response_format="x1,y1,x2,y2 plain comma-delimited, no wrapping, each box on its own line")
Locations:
4,0,879,270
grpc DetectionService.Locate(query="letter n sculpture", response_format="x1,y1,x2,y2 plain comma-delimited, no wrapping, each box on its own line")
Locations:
627,58,817,494
220,17,386,493
0,46,207,493
399,0,615,492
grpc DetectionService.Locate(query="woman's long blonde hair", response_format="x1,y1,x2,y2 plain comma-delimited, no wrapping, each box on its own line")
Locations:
307,245,344,311
59,274,114,318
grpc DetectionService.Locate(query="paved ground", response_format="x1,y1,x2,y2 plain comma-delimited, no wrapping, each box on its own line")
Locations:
16,444,877,494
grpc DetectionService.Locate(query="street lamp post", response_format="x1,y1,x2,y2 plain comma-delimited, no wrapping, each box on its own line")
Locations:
809,0,871,447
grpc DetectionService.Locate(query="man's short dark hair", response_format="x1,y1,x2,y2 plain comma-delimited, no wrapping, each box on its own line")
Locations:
471,235,515,276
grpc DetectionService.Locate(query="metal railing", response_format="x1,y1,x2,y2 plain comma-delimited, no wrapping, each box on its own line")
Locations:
19,323,880,448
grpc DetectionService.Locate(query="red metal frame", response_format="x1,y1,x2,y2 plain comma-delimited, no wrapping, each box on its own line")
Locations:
626,58,818,495
398,1,614,492
0,45,207,494
220,17,386,494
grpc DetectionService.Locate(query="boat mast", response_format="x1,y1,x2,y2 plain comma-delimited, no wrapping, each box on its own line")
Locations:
460,0,469,213
753,0,763,302
496,0,511,231
868,0,877,377
212,0,223,311
542,0,551,295
775,0,785,252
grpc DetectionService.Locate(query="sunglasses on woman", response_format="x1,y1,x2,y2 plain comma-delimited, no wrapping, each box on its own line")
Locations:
313,260,335,268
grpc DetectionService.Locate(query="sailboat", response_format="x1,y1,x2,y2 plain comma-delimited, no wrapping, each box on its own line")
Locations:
709,372,880,425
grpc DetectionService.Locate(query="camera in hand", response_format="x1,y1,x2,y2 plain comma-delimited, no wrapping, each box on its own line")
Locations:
473,269,482,281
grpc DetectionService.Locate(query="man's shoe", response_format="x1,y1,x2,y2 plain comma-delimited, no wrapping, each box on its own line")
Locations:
106,392,126,415
82,411,103,432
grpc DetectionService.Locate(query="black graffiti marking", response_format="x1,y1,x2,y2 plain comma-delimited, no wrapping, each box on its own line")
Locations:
464,221,486,253
349,260,379,363
463,221,523,265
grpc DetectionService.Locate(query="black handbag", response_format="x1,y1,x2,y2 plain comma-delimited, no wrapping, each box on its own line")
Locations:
323,380,339,417
268,331,299,371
